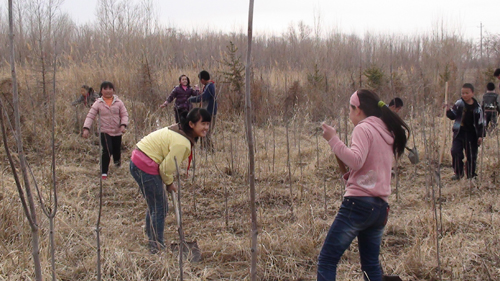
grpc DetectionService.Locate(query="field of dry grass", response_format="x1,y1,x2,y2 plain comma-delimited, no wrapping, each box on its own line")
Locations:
1,1,499,278
1,86,500,280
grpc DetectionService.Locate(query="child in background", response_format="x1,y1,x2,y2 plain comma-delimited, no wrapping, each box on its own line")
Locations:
83,81,129,180
482,82,499,132
189,70,217,149
388,97,403,113
160,74,199,123
494,68,500,87
130,108,211,253
446,83,485,180
318,89,409,281
72,85,99,107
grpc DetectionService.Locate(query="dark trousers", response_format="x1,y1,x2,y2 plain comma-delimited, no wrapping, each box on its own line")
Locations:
100,133,122,174
451,130,478,178
485,111,497,132
173,108,189,124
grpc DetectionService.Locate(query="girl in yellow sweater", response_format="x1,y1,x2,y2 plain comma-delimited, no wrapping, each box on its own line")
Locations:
129,108,211,253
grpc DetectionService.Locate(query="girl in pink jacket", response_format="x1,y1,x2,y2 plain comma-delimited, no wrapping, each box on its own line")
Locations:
318,89,409,281
83,81,129,179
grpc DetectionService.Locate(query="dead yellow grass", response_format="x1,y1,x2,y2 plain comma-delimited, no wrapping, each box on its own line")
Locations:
0,65,499,280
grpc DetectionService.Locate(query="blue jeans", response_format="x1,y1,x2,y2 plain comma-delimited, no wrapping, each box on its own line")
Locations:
130,161,168,252
317,197,389,281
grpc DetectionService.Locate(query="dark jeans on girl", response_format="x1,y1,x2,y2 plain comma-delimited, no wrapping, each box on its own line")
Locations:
100,133,122,174
317,196,389,281
129,161,168,253
451,129,478,179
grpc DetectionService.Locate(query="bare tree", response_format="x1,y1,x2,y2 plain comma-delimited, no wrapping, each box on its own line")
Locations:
5,1,43,280
244,0,257,280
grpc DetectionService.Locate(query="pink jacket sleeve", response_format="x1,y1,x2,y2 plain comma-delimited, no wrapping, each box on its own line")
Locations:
119,101,129,127
328,125,371,171
83,103,99,129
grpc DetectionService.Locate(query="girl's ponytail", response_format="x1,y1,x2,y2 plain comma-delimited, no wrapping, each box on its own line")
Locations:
356,89,410,157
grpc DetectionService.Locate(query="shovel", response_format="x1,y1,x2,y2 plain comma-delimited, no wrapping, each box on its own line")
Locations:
169,190,202,263
405,145,419,164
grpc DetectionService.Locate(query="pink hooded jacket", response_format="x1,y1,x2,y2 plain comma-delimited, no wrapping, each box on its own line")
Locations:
328,116,394,202
83,95,129,136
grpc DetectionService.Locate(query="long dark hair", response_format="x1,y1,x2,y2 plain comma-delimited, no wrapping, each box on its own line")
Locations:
180,108,211,141
355,89,410,157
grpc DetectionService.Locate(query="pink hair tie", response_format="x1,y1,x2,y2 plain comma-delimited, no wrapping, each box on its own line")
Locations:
350,91,360,107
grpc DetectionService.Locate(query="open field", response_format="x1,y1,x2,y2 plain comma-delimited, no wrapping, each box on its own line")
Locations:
1,2,500,278
1,101,500,280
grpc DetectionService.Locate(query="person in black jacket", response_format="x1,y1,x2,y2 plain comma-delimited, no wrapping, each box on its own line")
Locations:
189,70,217,150
446,83,485,180
482,82,499,132
494,68,500,87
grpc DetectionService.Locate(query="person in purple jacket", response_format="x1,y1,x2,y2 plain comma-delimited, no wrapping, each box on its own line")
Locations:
160,75,199,123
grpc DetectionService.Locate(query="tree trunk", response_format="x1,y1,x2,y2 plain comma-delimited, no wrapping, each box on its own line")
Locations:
245,1,257,280
8,1,42,280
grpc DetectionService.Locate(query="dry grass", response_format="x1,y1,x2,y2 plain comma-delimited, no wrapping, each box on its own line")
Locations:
1,110,500,280
1,63,500,280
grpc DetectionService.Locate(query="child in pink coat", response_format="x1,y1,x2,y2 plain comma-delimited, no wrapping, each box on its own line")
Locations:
317,89,409,281
83,81,129,179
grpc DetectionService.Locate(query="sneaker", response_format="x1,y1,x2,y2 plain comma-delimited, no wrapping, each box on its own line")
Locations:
101,174,108,180
451,174,462,180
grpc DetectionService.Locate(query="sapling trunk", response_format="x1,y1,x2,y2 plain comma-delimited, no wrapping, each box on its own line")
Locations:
298,122,303,199
293,118,297,148
192,147,197,212
272,123,276,174
438,82,448,165
31,40,59,281
479,137,484,184
316,132,320,169
245,1,258,278
230,133,234,175
264,125,270,174
497,128,500,167
343,112,348,145
96,116,103,281
432,170,442,281
7,1,42,279
395,157,399,202
286,121,293,212
173,157,185,281
323,178,327,218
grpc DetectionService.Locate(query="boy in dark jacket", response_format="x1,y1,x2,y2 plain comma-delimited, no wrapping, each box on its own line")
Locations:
189,70,217,149
494,68,500,87
446,83,485,180
389,97,403,113
482,82,499,132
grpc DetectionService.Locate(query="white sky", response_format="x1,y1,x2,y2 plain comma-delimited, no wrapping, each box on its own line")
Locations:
60,0,500,40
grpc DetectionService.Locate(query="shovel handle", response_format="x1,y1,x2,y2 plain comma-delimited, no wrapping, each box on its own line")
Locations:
170,190,181,227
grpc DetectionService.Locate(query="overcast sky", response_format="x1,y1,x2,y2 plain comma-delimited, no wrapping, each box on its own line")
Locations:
60,0,500,40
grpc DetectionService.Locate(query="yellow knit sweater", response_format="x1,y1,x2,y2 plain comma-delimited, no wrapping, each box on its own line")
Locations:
136,127,191,185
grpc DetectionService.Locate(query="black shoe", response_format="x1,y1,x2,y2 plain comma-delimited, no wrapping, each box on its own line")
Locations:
466,173,478,180
114,161,121,168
